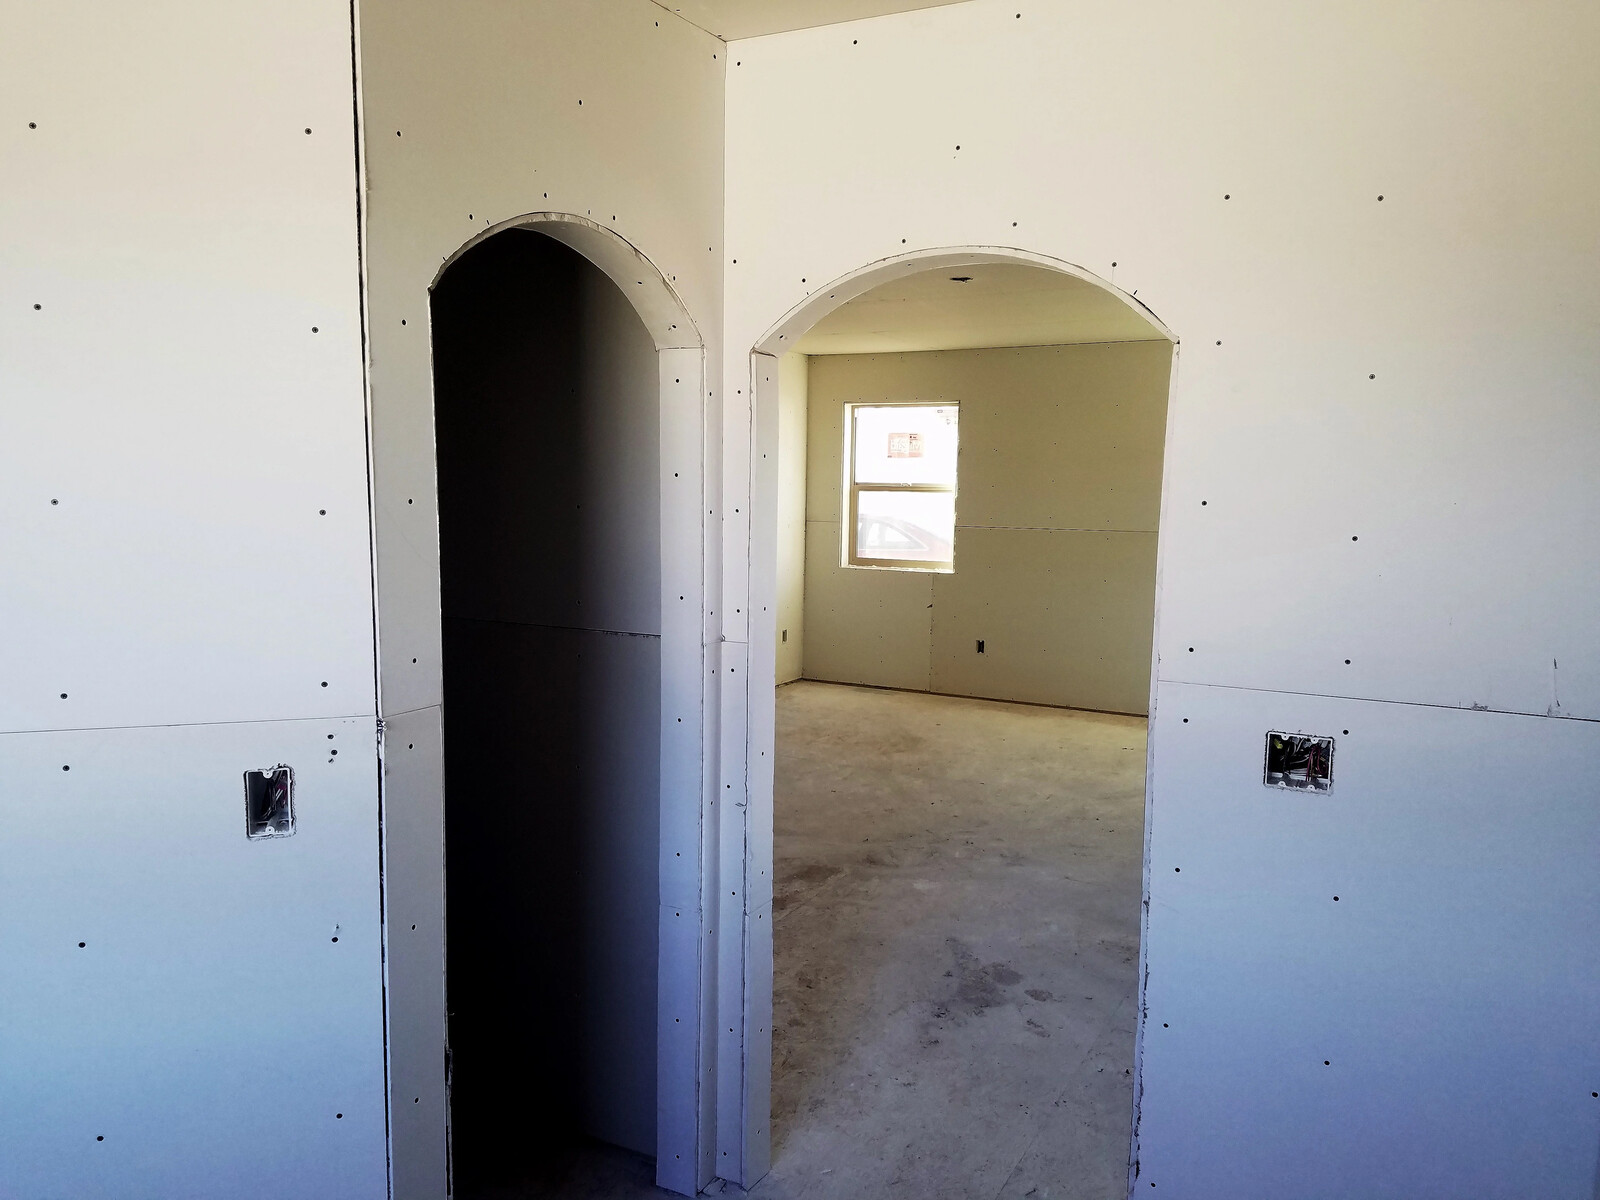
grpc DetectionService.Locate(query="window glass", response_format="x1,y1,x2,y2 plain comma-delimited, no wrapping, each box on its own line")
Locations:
854,490,955,565
852,405,959,486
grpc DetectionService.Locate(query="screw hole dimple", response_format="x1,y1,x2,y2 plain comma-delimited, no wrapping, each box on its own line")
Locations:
321,681,329,687
331,937,338,943
62,765,70,771
1182,718,1189,724
79,941,86,948
96,1135,103,1141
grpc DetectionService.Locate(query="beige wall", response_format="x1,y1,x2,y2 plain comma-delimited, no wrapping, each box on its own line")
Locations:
775,352,808,682
801,340,1171,714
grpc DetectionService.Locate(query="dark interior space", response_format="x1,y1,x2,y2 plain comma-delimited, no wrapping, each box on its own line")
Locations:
432,229,662,1194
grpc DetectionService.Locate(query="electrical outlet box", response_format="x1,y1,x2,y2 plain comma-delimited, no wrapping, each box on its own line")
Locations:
244,765,295,838
1264,733,1333,792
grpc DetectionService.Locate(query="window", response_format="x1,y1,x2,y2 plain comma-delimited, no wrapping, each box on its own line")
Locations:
845,403,959,570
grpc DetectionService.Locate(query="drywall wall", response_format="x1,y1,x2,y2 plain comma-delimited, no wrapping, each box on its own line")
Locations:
357,3,727,1193
725,2,1600,1194
1,2,385,1197
801,342,1170,714
776,352,809,683
433,231,661,1181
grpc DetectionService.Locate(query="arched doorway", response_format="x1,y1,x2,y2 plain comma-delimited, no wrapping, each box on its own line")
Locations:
414,214,708,1197
735,247,1178,1190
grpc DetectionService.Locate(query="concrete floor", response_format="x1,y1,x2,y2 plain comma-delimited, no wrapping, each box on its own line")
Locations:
470,680,1147,1200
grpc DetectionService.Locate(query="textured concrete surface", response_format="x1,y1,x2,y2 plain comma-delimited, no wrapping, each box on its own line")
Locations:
466,680,1146,1199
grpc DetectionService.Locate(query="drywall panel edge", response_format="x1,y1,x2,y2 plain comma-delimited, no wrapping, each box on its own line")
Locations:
379,706,447,1200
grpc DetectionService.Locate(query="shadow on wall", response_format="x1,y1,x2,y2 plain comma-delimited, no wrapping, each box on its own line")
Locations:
432,230,661,1190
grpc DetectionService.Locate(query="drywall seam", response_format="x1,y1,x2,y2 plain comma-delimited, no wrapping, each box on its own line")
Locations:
0,713,379,739
1162,679,1600,725
345,2,393,1189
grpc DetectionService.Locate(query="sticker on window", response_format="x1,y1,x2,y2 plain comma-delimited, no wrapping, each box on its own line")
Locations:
887,432,924,458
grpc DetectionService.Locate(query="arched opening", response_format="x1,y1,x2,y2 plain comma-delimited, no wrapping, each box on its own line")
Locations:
742,249,1176,1191
427,219,703,1196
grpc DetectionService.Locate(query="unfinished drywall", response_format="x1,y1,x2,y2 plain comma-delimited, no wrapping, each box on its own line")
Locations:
433,230,661,1181
726,2,1600,1194
775,352,809,683
1,2,385,1196
357,3,726,1193
801,342,1170,714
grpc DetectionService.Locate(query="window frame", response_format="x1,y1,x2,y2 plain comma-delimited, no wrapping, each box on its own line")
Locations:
843,400,959,572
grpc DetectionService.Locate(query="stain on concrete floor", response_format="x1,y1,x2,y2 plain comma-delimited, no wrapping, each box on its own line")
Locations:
467,681,1146,1200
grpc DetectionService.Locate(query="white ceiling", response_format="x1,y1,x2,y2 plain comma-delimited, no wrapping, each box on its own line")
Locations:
794,263,1169,355
655,0,973,41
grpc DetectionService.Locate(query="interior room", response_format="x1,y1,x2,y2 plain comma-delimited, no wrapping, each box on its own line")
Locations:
4,3,1596,1199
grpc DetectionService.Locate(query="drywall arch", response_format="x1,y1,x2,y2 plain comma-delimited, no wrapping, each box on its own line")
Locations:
753,246,1176,354
377,212,712,1198
429,212,703,351
731,246,1178,1186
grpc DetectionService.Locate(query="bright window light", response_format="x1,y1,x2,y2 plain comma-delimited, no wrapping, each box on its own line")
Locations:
845,403,958,570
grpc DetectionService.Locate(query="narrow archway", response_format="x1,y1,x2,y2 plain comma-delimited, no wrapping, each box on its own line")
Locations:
421,215,707,1197
737,248,1178,1190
